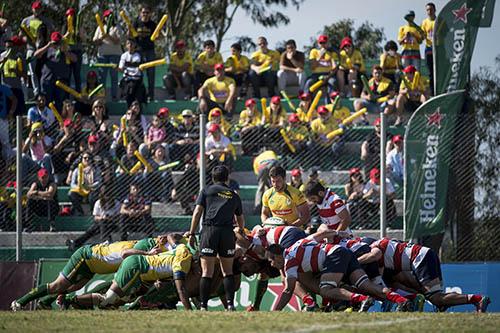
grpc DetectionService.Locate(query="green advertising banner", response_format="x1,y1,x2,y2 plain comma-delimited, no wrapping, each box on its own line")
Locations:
404,90,466,239
433,0,495,95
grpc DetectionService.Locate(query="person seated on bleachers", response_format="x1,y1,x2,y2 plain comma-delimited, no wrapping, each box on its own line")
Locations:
360,117,392,175
238,98,262,155
207,108,232,137
194,39,223,92
205,123,233,171
156,107,177,144
119,182,154,240
249,36,280,98
164,39,194,100
354,65,396,124
66,185,121,250
118,38,146,106
88,99,112,146
337,37,365,98
305,34,338,93
52,119,79,181
398,10,424,70
325,91,351,125
86,134,113,184
60,99,75,124
225,42,250,99
171,153,199,215
112,101,147,156
116,141,140,199
310,106,344,168
283,113,310,166
143,144,174,202
27,93,57,141
22,122,54,177
139,115,166,158
296,92,312,121
362,167,396,227
386,135,404,185
395,65,429,125
69,150,101,215
169,109,199,163
344,167,369,228
380,40,402,85
26,168,58,231
75,70,105,116
261,96,286,152
198,63,236,120
277,39,306,92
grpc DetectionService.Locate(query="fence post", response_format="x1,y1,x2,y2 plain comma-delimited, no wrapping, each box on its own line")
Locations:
379,112,387,238
199,112,206,192
16,115,23,262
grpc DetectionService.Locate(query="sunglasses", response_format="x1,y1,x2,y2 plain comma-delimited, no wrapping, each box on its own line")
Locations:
82,156,90,160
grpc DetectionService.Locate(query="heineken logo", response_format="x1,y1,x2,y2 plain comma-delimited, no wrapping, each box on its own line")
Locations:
419,134,439,225
453,3,473,23
446,28,466,92
426,109,445,129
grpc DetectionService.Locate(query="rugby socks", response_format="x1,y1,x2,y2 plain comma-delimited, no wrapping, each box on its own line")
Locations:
350,293,368,305
392,288,417,300
200,277,212,309
254,279,269,309
17,283,49,306
467,294,482,304
223,275,236,309
385,291,408,304
302,294,316,308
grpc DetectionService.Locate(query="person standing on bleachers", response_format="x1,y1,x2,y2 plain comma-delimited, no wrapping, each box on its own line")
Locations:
119,182,154,240
305,34,338,93
27,168,58,231
118,39,146,106
386,135,404,186
249,36,280,98
164,40,194,100
224,43,250,99
0,82,17,161
421,3,436,94
398,10,424,71
277,39,305,93
0,36,26,117
337,37,365,98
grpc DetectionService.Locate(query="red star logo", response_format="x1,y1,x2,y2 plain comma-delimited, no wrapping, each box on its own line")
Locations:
426,109,445,128
452,3,473,23
267,283,302,311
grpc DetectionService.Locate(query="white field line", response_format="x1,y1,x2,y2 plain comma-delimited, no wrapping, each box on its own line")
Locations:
282,317,424,333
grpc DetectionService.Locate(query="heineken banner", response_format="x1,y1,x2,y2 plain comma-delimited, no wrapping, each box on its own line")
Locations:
404,90,465,239
433,0,495,95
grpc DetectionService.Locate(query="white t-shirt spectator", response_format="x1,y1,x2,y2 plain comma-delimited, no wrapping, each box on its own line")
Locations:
119,51,143,80
93,199,121,218
363,178,395,203
93,26,123,56
205,134,231,151
386,148,404,183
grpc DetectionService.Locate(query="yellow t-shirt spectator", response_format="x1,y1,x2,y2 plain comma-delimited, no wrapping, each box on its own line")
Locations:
262,184,307,224
368,76,393,96
202,76,235,103
398,25,424,52
195,51,223,70
421,18,435,48
309,48,339,74
339,49,365,72
325,105,351,123
251,49,280,71
225,55,250,74
380,52,402,75
170,51,194,74
286,124,309,142
239,109,262,127
400,72,428,94
262,107,287,126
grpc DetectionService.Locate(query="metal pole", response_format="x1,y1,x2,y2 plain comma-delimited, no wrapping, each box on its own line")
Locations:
380,112,387,238
16,115,23,262
199,112,206,192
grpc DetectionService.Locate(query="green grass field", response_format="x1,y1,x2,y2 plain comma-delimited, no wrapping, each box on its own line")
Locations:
1,312,499,333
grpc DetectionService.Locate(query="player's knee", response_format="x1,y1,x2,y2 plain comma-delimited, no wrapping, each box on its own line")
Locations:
100,289,120,307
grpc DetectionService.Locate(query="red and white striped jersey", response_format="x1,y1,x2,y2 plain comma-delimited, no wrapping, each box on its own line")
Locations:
247,226,304,260
283,238,341,279
333,237,368,253
371,238,429,272
316,188,348,230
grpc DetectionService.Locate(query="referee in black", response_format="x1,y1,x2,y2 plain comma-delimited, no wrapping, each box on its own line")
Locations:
188,165,245,311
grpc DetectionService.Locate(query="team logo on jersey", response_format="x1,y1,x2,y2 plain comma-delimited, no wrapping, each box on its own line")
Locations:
218,191,233,199
201,248,214,254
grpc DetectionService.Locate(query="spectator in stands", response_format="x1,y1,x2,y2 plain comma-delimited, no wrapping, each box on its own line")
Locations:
380,40,402,85
305,34,338,93
337,37,365,98
170,109,199,163
205,123,233,171
398,10,424,70
386,135,404,185
207,108,231,137
164,40,194,100
27,93,56,140
133,4,157,101
86,134,113,187
119,182,154,240
89,99,112,145
395,65,428,125
0,36,26,117
145,144,174,202
344,167,369,228
77,71,105,116
172,153,199,215
140,115,166,158
22,122,54,175
421,3,436,94
361,117,392,175
363,167,397,226
0,13,13,54
27,168,58,231
21,1,55,95
325,91,351,125
277,39,305,92
156,107,176,145
118,38,146,106
93,9,122,101
252,150,279,214
249,36,280,98
66,185,121,250
116,141,140,199
60,99,75,123
114,101,147,154
198,63,236,120
262,96,286,127
64,7,85,92
290,168,304,192
0,82,17,161
284,113,310,166
69,150,101,215
238,98,262,155
194,39,223,91
310,105,344,168
225,42,250,98
34,31,76,109
52,119,78,180
297,92,312,121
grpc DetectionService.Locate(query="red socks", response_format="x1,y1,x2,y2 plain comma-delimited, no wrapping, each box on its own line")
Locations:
385,291,408,304
350,293,368,304
468,294,482,304
302,294,316,307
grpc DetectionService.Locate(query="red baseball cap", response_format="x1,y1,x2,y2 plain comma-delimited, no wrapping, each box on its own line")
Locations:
211,109,222,117
37,168,49,178
403,65,417,73
175,40,186,49
208,123,220,133
317,105,329,115
329,91,340,99
349,167,361,176
245,98,256,107
392,135,403,143
87,70,97,78
66,8,76,17
88,135,98,144
373,117,381,126
299,92,312,101
271,96,281,105
288,113,300,123
291,169,301,177
50,32,63,43
31,1,42,9
103,9,113,17
340,37,353,49
157,107,169,117
369,168,380,183
8,36,25,46
214,63,224,71
318,35,328,43
63,119,73,127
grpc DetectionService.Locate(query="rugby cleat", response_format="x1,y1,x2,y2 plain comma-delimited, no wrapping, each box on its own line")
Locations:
56,294,70,310
358,297,375,312
413,294,426,312
395,300,413,312
10,301,22,312
475,296,491,313
381,299,394,312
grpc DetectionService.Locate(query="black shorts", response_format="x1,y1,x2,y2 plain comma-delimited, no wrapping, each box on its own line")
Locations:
413,250,442,285
199,225,235,257
322,247,361,278
353,245,380,279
